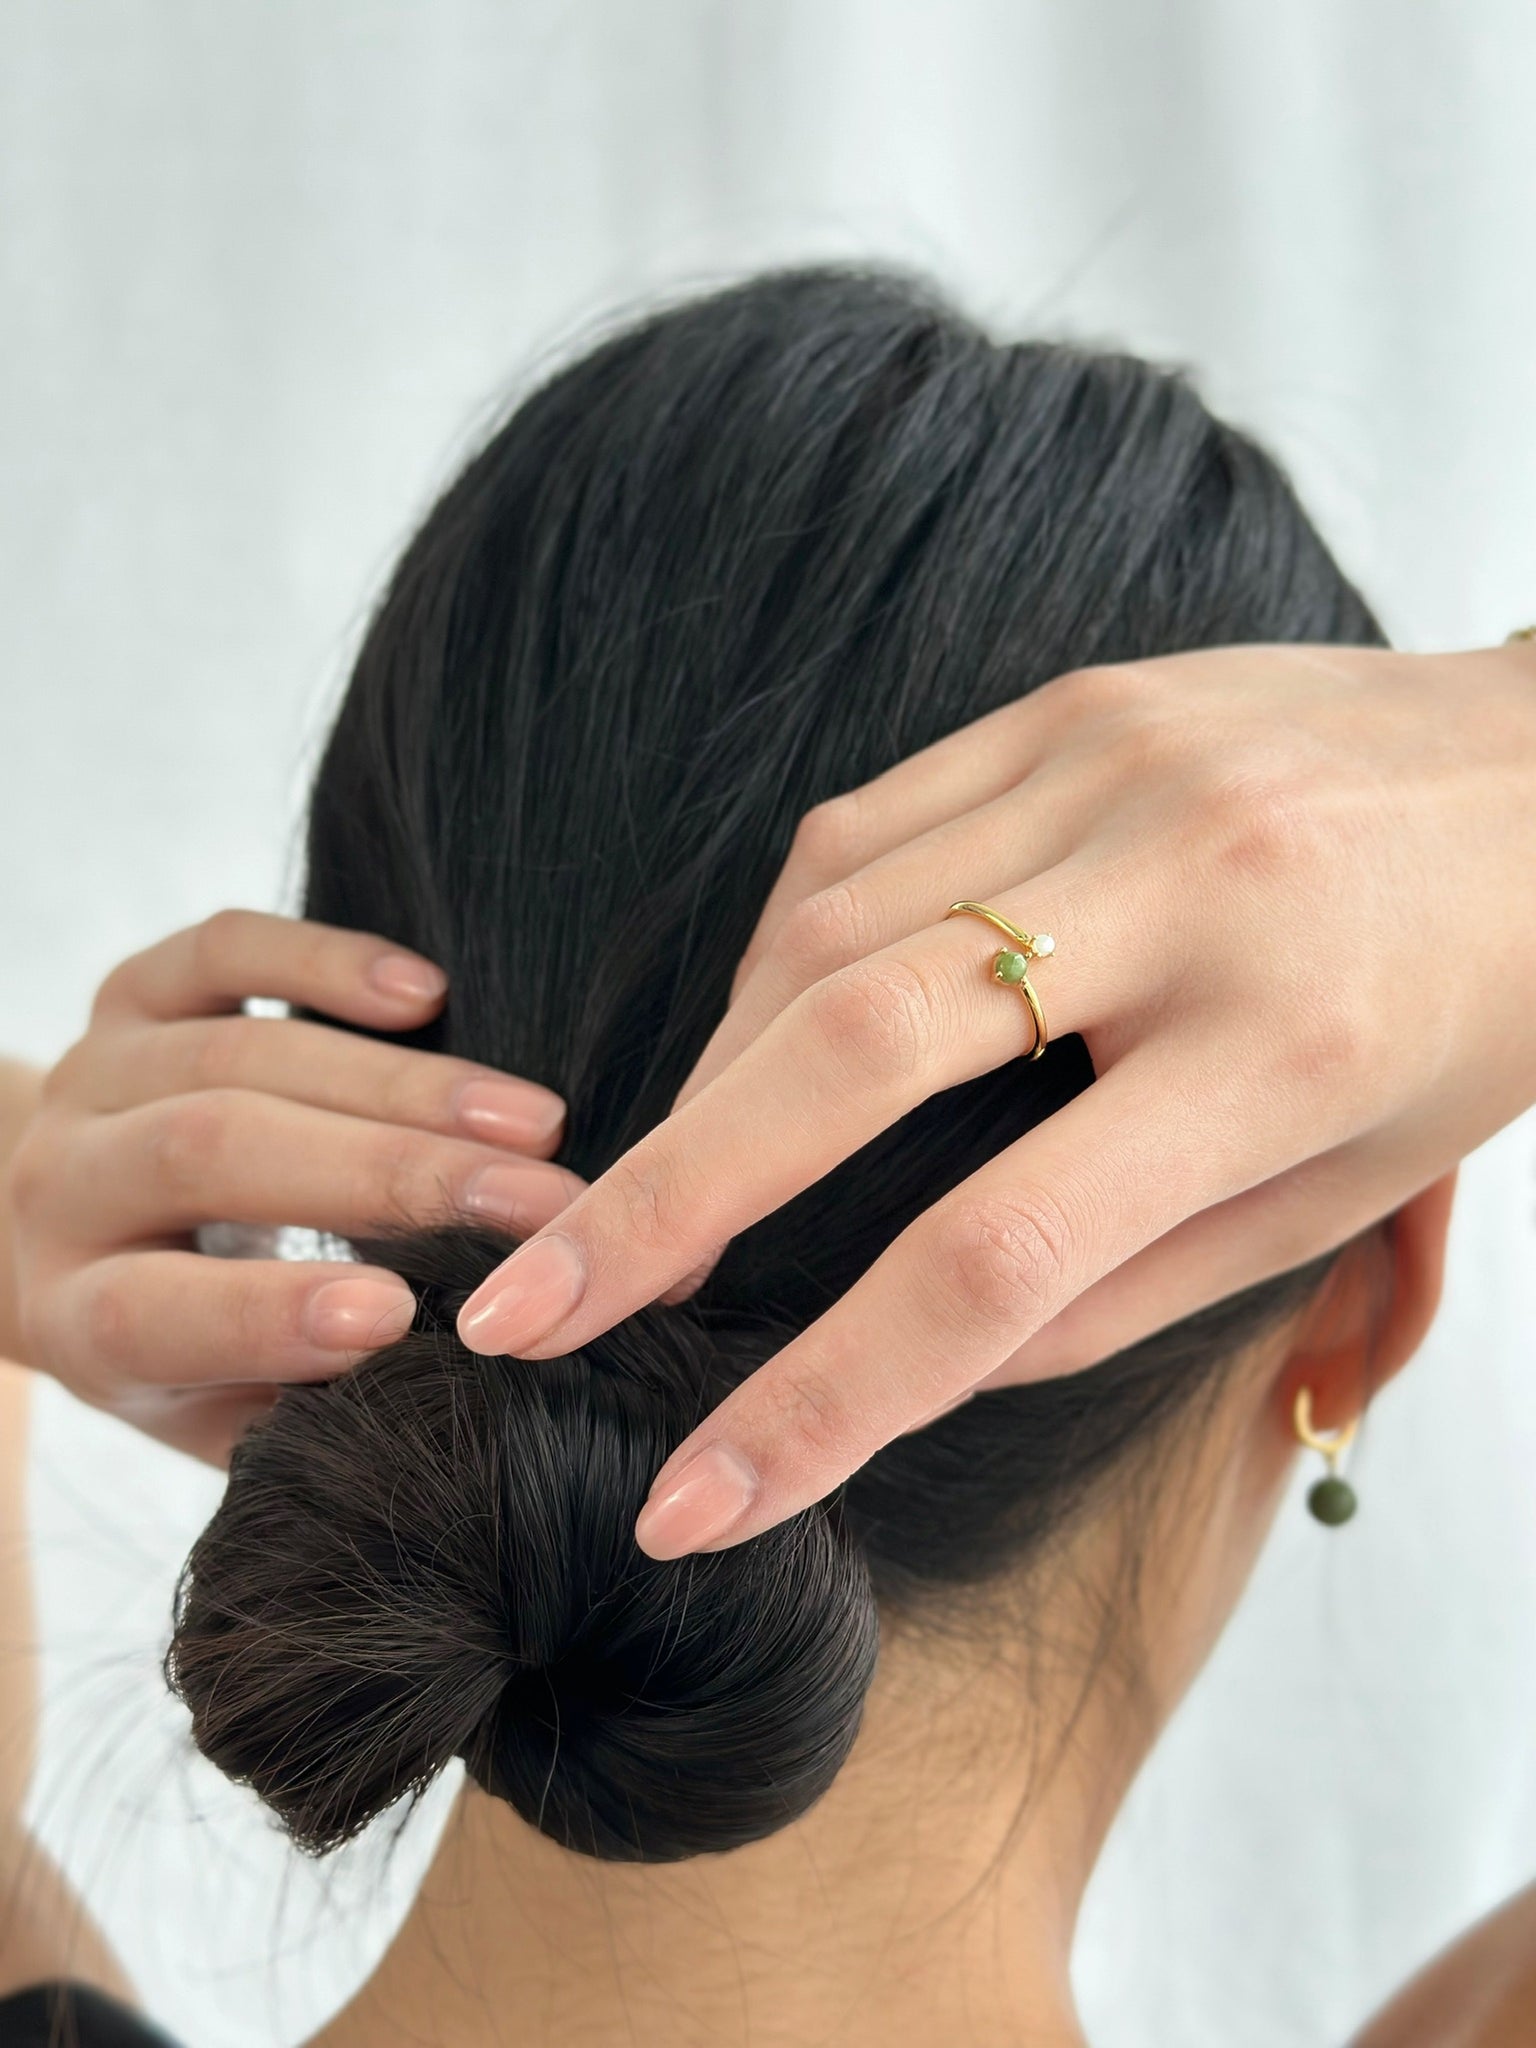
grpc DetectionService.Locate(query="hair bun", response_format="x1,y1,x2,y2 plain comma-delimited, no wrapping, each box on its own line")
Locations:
169,1226,879,1863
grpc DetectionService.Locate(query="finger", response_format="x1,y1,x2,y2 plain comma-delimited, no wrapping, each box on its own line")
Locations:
58,1013,565,1156
456,865,1146,1359
658,1246,729,1306
34,1091,587,1245
734,679,1091,992
630,1037,1301,1557
91,909,450,1028
677,767,1081,1111
971,1141,1399,1388
40,1251,419,1398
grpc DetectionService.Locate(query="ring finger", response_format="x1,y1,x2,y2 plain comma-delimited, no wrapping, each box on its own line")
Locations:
457,861,1162,1359
734,671,1100,987
678,765,1094,1109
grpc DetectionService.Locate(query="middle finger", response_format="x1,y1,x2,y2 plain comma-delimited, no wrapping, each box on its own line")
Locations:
34,1090,587,1246
60,1013,566,1156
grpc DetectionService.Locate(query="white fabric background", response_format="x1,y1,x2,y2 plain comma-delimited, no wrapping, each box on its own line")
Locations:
3,3,1534,2043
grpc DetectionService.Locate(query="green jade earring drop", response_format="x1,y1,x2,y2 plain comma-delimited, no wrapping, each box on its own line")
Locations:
1293,1385,1359,1526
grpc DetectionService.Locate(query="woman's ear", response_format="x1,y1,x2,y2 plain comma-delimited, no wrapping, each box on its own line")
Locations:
1279,1169,1459,1434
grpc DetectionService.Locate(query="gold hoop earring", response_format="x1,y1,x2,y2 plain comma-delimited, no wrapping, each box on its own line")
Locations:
1293,1386,1359,1526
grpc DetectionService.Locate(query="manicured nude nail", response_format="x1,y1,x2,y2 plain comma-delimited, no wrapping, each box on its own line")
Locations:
455,1077,565,1147
633,1445,759,1559
461,1161,566,1233
368,953,448,1003
304,1278,417,1351
457,1233,586,1355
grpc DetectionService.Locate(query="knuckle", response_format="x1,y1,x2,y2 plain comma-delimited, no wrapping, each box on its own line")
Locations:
1277,982,1377,1092
931,1190,1073,1329
770,1365,862,1474
372,1127,452,1225
379,1052,444,1130
805,958,937,1086
228,1266,296,1360
188,1014,260,1091
292,917,341,986
600,1151,688,1260
146,1091,237,1200
1061,660,1154,723
790,793,869,882
191,906,248,976
771,880,876,985
1205,770,1321,884
5,1126,54,1222
1106,709,1191,780
81,1269,138,1378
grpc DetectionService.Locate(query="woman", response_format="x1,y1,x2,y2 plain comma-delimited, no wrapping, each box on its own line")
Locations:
3,268,1535,2043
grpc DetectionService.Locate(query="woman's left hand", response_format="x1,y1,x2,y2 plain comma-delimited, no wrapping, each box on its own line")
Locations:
5,911,583,1462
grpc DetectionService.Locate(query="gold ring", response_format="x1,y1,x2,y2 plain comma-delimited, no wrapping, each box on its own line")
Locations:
946,901,1054,1061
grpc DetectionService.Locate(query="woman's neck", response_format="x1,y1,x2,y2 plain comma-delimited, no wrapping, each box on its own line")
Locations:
317,1623,1146,2048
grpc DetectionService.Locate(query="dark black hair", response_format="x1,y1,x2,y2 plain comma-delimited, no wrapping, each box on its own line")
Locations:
168,267,1383,1863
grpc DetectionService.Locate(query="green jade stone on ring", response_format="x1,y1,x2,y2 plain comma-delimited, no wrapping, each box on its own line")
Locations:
991,932,1053,986
1307,1475,1358,1526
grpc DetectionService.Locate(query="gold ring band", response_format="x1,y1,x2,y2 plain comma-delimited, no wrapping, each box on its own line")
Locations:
945,901,1054,1061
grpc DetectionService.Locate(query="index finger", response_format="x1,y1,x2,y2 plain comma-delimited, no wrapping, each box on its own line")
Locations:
632,1036,1284,1557
91,909,449,1028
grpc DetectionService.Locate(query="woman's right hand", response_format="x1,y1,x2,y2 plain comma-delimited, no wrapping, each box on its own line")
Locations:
4,910,583,1463
450,637,1536,1559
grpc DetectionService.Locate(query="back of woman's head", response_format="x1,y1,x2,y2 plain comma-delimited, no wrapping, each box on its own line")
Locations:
168,267,1383,1863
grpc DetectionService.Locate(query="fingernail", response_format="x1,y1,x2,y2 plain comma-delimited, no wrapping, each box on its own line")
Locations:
304,1277,417,1351
461,1161,565,1233
368,953,448,1004
633,1445,759,1559
455,1077,565,1147
457,1233,586,1355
